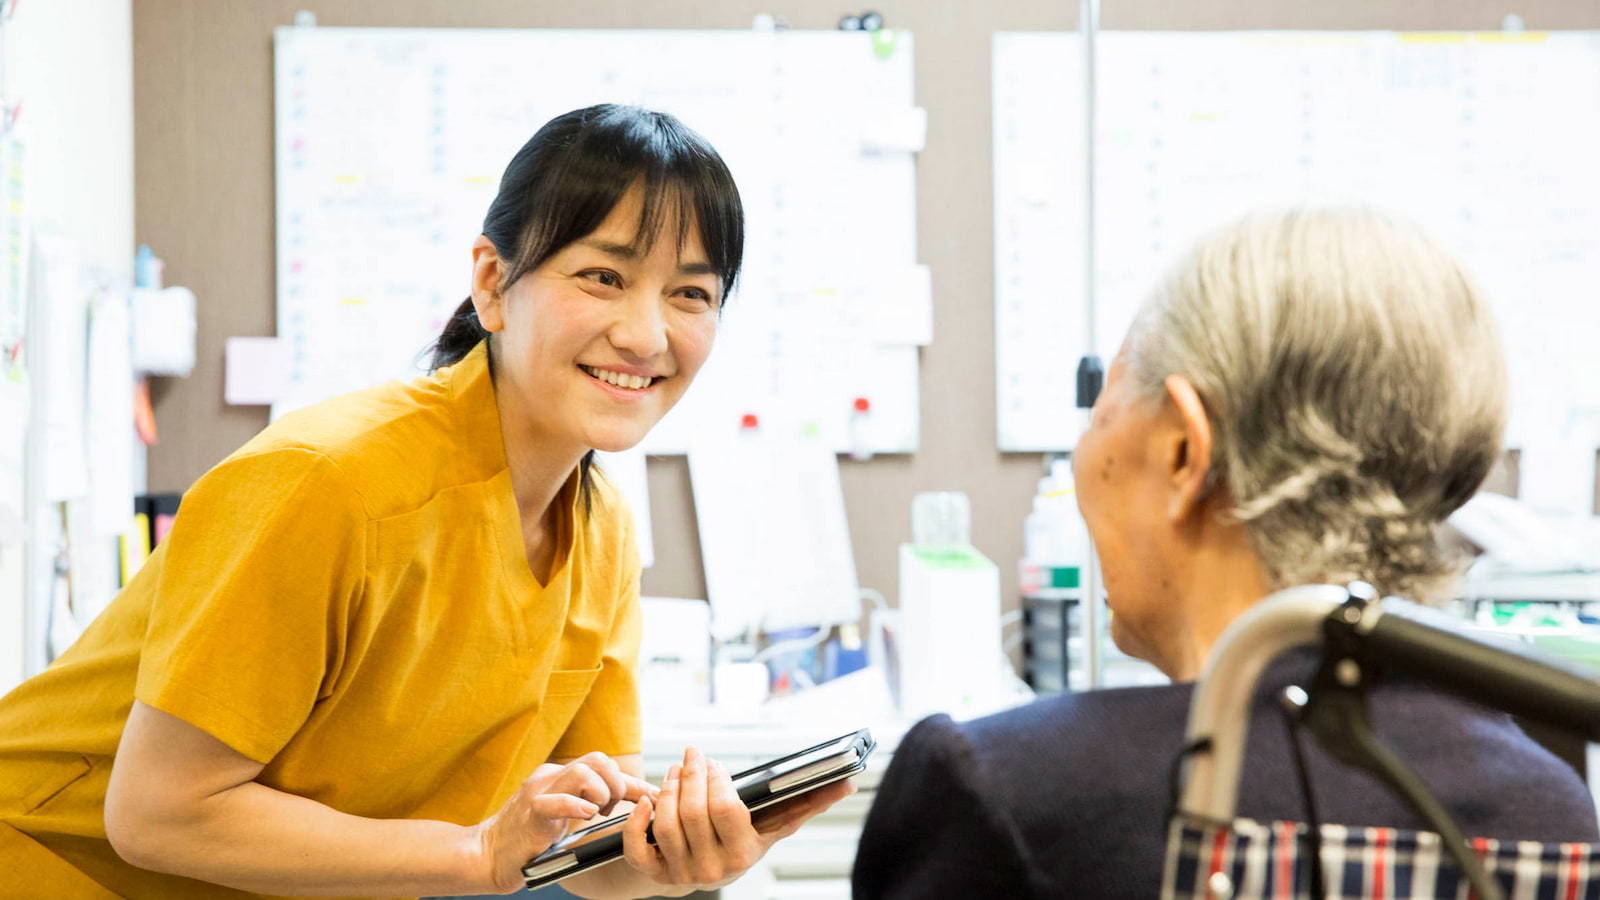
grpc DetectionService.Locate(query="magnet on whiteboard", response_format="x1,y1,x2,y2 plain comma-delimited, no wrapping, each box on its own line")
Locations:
849,397,873,462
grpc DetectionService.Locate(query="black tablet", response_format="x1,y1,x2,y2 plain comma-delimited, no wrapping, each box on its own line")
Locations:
522,728,876,889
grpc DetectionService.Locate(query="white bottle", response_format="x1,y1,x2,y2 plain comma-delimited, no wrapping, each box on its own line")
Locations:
1047,459,1087,576
1021,462,1086,597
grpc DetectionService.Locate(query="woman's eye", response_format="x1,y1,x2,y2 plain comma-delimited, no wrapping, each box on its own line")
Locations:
583,270,622,288
682,287,714,305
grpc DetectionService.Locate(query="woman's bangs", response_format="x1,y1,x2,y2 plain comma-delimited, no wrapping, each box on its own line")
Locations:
630,171,743,297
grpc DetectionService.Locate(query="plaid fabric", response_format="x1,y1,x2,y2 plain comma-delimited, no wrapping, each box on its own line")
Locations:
1162,815,1600,900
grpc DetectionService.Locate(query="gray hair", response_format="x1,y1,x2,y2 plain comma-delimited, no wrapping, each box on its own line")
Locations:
1126,208,1507,603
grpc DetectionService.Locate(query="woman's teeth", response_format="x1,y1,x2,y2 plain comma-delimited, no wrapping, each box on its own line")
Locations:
581,365,653,390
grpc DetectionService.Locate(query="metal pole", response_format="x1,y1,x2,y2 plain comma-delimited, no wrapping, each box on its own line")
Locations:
1079,0,1104,689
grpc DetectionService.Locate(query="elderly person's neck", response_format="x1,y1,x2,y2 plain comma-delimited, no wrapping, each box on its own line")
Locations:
1148,497,1272,682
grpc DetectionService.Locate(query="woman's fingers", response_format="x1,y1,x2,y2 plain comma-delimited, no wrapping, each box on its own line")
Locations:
706,757,760,870
546,762,616,811
628,774,660,801
520,762,568,793
528,791,600,825
651,764,690,882
600,749,848,892
530,756,655,819
568,751,652,814
706,758,752,834
654,748,758,886
476,781,606,893
675,748,718,866
620,794,667,881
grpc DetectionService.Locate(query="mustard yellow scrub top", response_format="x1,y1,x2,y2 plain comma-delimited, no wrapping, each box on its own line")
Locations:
0,341,643,899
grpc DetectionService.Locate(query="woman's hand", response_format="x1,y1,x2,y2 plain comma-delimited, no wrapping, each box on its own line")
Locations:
618,746,856,892
470,751,657,894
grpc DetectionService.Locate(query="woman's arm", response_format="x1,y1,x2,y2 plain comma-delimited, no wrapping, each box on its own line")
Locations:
105,701,646,896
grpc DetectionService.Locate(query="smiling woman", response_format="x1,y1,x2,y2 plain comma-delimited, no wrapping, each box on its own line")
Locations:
433,104,744,516
0,104,853,900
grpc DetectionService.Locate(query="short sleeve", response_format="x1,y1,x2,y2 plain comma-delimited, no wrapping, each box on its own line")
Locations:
551,510,643,759
135,448,367,764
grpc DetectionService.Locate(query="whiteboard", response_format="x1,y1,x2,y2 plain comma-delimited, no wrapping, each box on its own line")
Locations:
274,27,923,454
994,30,1600,495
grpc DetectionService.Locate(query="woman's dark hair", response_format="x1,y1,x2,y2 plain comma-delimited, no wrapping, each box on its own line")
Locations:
430,104,744,513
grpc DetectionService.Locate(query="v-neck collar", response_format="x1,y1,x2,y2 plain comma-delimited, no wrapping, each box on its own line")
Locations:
489,468,578,597
443,341,581,598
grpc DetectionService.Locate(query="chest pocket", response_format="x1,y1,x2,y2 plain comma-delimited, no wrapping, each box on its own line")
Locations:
537,665,601,734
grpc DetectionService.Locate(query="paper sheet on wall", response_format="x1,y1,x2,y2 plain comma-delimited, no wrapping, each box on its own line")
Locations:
273,28,923,455
130,287,197,376
86,287,135,537
687,428,859,641
0,366,25,544
0,135,25,580
32,236,90,503
593,448,654,570
0,541,23,692
0,133,26,546
225,336,291,406
63,496,119,636
994,32,1600,461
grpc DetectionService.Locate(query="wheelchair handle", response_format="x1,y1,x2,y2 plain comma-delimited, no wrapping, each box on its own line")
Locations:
1177,585,1600,823
1359,599,1600,742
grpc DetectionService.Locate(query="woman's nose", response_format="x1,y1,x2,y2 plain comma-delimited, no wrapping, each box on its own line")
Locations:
608,293,669,359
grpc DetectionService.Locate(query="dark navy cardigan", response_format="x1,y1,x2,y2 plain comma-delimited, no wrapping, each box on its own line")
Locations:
853,654,1598,899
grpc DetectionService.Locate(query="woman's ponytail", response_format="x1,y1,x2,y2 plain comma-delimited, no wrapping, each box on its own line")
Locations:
430,297,489,371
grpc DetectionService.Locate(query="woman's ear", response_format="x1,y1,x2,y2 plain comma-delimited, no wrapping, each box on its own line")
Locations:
1163,374,1214,522
470,235,507,333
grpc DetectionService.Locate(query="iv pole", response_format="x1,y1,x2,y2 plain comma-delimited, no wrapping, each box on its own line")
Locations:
1076,0,1106,689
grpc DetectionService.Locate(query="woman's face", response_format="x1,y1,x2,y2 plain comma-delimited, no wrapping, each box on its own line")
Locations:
478,186,721,455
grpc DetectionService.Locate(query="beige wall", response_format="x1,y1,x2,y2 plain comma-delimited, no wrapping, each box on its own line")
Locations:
135,1,1600,613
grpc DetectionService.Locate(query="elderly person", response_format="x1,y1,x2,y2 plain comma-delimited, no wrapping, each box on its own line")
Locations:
852,208,1598,898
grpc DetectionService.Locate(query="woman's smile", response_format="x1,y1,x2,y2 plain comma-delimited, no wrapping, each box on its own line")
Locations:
579,363,664,397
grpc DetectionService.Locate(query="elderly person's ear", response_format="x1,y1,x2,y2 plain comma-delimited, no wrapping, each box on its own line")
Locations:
1162,374,1214,522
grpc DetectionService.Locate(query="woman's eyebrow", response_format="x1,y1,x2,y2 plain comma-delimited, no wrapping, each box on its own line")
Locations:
576,237,715,277
576,238,638,259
